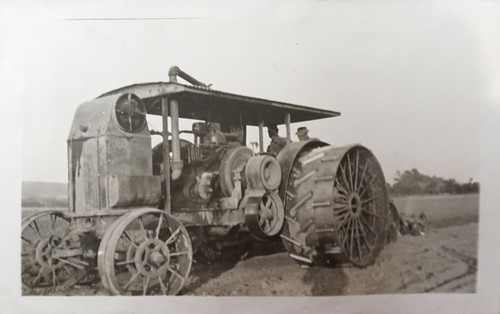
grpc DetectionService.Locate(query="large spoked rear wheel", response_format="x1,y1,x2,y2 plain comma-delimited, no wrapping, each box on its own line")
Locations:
281,145,389,268
98,209,192,295
332,147,389,266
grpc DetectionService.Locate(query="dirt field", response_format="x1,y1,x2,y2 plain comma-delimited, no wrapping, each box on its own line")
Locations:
21,194,479,296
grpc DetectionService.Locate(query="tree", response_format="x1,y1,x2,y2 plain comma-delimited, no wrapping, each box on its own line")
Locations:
389,169,479,196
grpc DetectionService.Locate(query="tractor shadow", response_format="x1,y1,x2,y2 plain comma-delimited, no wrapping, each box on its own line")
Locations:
183,239,350,296
182,239,286,294
302,265,349,296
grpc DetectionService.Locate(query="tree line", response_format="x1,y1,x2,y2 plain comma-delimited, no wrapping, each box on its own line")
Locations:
387,168,479,196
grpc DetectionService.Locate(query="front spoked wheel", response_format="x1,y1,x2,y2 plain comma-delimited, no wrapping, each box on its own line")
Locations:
21,210,87,290
98,209,192,295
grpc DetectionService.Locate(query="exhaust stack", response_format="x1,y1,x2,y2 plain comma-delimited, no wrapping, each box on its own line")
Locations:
168,66,208,87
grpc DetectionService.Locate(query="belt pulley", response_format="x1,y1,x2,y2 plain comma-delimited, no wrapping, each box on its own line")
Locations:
244,190,285,241
243,155,284,240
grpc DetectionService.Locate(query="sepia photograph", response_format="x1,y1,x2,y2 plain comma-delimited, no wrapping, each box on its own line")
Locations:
1,0,500,313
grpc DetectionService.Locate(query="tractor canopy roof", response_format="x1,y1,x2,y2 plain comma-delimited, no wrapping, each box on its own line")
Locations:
98,82,339,126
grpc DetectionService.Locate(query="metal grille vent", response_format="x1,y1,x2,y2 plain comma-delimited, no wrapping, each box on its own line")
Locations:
115,93,146,133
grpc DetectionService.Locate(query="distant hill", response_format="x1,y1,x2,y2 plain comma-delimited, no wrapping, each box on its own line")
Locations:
22,181,68,208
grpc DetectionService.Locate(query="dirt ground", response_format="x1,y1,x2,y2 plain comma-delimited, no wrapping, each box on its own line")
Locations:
183,222,477,296
22,194,479,296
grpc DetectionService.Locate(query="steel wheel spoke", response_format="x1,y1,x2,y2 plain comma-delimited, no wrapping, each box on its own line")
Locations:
29,221,43,239
359,174,377,199
33,220,42,238
361,207,381,219
124,271,141,290
55,258,85,270
155,214,164,240
349,218,354,258
336,214,351,230
170,251,190,257
50,214,58,233
335,212,350,224
159,277,169,295
333,200,350,209
357,159,370,194
334,192,349,203
68,257,89,267
60,224,72,241
356,218,374,250
360,215,377,236
361,194,380,205
21,236,33,245
335,179,350,196
32,265,46,285
341,218,352,247
138,217,148,240
354,151,360,192
332,203,349,211
333,206,349,213
339,164,351,193
354,219,363,261
167,267,184,282
122,231,138,248
143,276,150,295
116,259,135,266
52,268,57,286
62,265,75,277
347,153,354,192
166,227,182,245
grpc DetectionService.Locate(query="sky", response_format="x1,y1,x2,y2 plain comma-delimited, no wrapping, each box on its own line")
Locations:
1,1,498,184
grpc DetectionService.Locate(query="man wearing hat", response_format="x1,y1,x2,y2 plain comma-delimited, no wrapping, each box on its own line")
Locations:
266,124,287,155
296,126,310,141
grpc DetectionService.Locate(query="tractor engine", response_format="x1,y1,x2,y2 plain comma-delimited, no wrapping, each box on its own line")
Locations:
153,121,283,234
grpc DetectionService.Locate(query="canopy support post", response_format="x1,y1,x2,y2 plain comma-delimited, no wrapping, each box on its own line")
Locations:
161,97,171,214
259,121,264,153
285,113,291,143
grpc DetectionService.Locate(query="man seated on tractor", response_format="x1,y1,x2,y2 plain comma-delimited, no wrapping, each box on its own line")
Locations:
295,126,310,141
266,124,287,155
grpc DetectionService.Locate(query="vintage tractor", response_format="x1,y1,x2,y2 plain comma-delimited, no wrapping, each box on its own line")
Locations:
21,66,395,295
